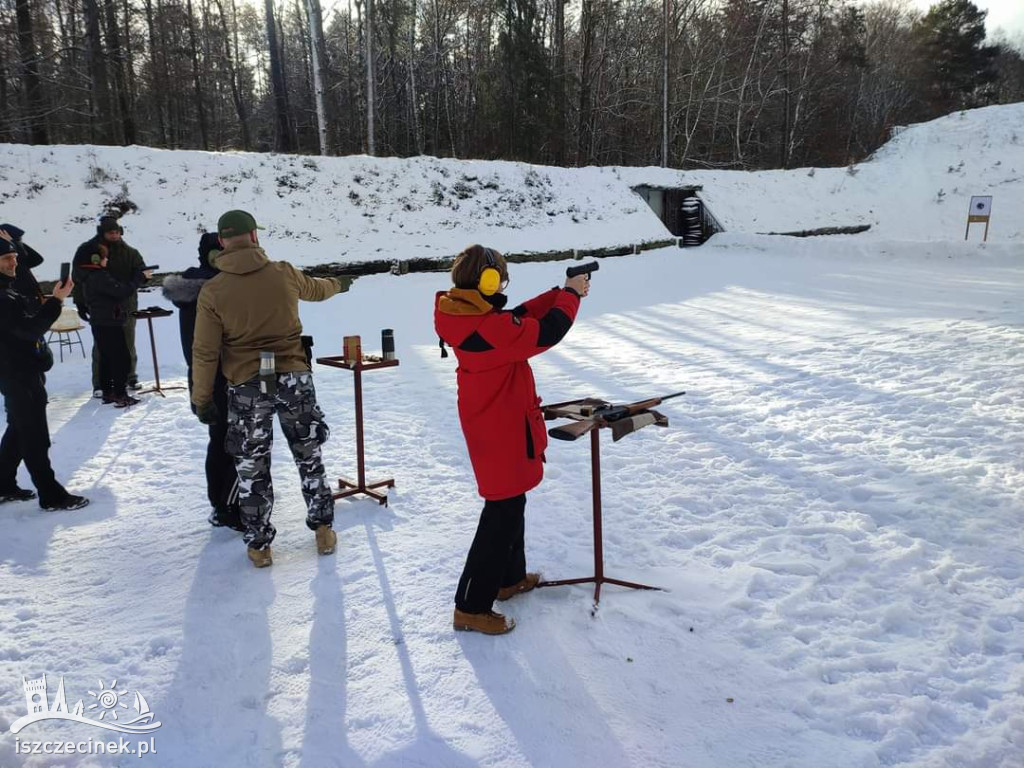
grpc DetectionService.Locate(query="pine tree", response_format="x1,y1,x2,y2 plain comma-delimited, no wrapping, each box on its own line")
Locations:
915,0,998,115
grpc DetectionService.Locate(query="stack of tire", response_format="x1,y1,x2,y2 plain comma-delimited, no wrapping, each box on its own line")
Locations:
681,197,704,247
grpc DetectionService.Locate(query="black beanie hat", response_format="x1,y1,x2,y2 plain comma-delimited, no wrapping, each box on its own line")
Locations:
97,216,123,235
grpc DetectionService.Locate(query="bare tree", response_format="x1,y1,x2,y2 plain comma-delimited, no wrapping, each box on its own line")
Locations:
15,0,49,143
83,0,115,142
304,0,329,153
364,0,375,153
265,0,293,151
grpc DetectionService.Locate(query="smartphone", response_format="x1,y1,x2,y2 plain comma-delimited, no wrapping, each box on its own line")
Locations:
59,262,70,286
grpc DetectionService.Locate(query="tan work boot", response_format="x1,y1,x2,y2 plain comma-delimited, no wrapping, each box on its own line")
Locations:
315,525,337,555
247,546,273,568
497,573,541,601
453,608,516,635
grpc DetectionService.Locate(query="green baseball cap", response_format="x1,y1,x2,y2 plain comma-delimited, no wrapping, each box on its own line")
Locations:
217,210,265,238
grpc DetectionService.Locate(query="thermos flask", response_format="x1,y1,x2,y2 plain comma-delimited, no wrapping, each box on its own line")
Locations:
382,329,395,361
259,350,277,395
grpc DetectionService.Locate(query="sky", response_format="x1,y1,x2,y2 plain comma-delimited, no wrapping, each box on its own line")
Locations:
317,0,1024,43
911,0,1024,40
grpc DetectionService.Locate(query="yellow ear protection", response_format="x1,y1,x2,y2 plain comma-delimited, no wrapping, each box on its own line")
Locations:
478,247,501,296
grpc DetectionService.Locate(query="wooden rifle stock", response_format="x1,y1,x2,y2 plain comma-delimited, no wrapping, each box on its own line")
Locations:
548,418,600,441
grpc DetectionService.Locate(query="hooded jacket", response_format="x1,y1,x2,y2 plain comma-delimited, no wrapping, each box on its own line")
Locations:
434,286,580,500
191,243,343,407
162,234,226,408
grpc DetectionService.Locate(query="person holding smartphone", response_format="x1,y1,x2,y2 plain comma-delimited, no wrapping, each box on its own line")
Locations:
0,238,89,510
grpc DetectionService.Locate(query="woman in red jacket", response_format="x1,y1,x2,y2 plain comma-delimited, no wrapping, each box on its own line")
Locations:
435,244,590,634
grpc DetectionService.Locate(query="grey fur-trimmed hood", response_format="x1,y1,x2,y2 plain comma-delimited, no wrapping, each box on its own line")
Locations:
162,274,209,306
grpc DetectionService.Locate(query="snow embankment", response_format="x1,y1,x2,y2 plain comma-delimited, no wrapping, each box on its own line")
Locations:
617,103,1024,242
1,103,1020,280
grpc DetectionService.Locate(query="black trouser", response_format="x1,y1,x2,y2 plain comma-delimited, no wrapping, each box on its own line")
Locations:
91,314,137,390
92,325,130,397
0,374,66,504
206,384,238,511
455,494,527,613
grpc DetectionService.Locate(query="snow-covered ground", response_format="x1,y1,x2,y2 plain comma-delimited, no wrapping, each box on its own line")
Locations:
0,231,1022,767
2,103,1023,766
1,103,1022,281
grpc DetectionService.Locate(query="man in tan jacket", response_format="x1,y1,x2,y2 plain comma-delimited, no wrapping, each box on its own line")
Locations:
192,210,347,568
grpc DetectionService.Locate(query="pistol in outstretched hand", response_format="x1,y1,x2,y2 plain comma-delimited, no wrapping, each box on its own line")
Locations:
566,261,599,280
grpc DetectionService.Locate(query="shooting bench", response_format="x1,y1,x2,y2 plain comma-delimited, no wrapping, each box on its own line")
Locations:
539,397,671,605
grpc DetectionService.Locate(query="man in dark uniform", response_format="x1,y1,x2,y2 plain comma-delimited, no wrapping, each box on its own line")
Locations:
72,216,146,395
0,238,89,510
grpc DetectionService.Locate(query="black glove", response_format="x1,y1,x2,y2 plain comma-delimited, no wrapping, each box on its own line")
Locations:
196,401,220,425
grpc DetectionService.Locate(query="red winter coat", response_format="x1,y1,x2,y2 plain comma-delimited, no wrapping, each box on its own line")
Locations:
434,286,581,500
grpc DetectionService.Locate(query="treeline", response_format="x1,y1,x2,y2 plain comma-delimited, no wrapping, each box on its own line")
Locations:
1,0,1022,169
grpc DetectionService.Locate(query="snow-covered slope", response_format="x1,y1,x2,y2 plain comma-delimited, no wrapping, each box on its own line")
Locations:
1,103,1021,281
619,103,1024,242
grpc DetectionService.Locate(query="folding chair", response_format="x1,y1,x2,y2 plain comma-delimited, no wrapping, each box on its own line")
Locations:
47,306,87,363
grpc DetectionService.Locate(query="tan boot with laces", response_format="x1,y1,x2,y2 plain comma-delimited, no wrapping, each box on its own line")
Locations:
453,608,516,635
247,546,273,568
497,573,541,601
315,525,337,555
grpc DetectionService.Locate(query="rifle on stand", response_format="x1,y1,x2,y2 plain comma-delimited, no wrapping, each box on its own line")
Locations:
546,391,685,442
539,389,685,606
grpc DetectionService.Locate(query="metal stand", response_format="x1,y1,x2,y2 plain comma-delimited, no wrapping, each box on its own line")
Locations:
538,425,661,605
133,308,185,398
316,355,399,506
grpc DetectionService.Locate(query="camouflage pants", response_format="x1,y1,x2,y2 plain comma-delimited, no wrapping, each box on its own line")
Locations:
225,372,334,550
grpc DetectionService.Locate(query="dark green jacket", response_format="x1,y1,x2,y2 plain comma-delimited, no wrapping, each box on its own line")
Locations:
72,236,144,316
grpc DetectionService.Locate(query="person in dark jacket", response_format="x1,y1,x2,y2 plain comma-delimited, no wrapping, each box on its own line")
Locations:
0,238,89,510
72,217,146,395
79,253,150,408
434,244,589,635
0,224,45,302
161,232,244,532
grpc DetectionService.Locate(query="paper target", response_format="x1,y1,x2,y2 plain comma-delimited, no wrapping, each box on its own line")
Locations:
969,196,992,217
